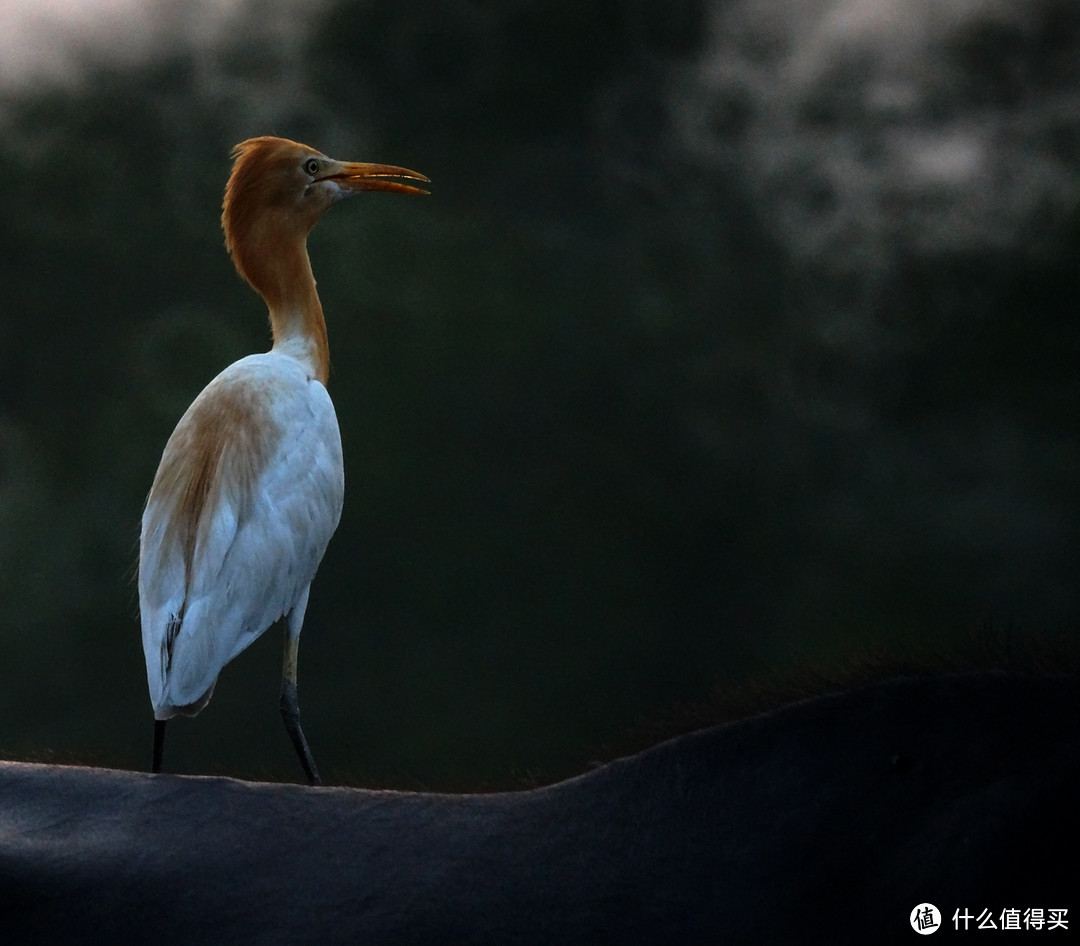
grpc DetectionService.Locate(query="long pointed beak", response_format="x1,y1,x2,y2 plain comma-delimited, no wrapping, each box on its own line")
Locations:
327,162,430,196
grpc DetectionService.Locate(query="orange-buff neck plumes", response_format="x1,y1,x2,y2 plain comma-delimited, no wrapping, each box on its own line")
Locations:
138,137,428,784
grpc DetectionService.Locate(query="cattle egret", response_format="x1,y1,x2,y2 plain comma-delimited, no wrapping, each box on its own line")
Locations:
138,136,428,784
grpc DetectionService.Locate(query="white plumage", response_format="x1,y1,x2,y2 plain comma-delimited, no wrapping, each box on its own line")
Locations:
140,353,344,716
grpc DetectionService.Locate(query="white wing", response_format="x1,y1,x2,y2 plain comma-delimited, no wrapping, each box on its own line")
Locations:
139,352,344,718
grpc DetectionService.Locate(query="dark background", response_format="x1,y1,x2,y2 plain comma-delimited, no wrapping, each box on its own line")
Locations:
0,0,1076,787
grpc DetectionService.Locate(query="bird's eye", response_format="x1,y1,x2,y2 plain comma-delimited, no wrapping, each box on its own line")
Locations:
303,158,321,177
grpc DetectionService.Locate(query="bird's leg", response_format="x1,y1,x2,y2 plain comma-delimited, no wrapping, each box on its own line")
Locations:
281,637,321,785
280,602,321,786
152,719,167,773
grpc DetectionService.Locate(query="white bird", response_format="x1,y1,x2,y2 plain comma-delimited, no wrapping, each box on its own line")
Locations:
139,136,428,784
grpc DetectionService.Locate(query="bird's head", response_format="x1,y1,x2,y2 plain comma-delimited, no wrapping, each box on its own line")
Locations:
222,136,429,290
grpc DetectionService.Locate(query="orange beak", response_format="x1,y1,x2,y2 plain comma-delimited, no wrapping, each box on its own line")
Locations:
327,162,430,196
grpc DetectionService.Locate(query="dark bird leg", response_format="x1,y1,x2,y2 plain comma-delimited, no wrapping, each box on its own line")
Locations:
152,720,167,773
280,606,321,786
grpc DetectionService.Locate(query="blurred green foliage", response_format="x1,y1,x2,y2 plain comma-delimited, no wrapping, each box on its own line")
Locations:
0,0,1076,786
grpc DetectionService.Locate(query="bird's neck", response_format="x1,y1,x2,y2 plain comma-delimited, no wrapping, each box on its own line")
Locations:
238,230,331,384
